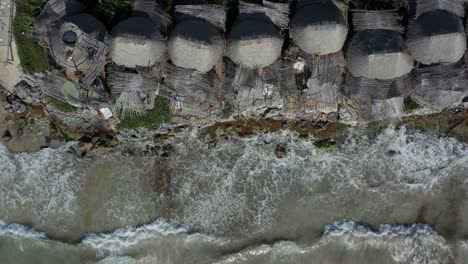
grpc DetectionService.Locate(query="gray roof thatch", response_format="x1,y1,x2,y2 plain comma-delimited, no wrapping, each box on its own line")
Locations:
407,10,466,65
224,58,284,113
107,66,159,115
39,71,81,104
227,1,289,69
412,63,468,110
133,0,172,32
343,73,416,121
33,0,85,36
168,5,226,73
110,16,166,68
161,64,221,118
347,10,413,80
47,14,108,86
290,0,348,55
414,0,465,18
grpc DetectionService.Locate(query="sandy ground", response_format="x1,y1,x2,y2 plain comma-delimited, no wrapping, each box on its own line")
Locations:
0,39,22,92
0,0,21,92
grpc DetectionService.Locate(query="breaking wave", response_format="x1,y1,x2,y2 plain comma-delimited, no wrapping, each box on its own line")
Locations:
0,126,467,263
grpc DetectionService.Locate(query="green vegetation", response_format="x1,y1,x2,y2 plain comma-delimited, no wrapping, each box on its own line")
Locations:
98,0,133,25
46,96,78,113
222,102,234,118
117,97,171,130
13,0,48,74
403,97,421,113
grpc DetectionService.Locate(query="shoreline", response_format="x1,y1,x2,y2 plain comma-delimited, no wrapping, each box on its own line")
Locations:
2,81,467,155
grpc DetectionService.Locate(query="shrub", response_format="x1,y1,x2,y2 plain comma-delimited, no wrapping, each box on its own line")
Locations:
13,0,48,74
117,96,171,130
403,96,421,113
46,96,78,113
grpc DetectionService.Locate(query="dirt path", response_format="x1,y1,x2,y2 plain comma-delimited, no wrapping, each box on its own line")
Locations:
0,0,21,92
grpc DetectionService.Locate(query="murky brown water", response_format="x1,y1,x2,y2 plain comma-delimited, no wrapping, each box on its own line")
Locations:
0,127,467,263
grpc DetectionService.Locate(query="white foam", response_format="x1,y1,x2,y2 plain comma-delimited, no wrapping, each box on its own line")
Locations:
82,218,188,253
0,220,47,239
166,126,468,236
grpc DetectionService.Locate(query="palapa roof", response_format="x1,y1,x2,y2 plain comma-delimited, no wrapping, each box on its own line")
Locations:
227,0,289,69
107,66,159,115
33,0,85,36
414,0,465,18
39,71,81,104
224,58,284,112
168,5,226,73
133,0,172,31
47,14,108,86
110,16,166,68
407,10,466,65
412,63,468,110
347,10,413,80
61,14,107,41
161,64,221,118
290,0,348,55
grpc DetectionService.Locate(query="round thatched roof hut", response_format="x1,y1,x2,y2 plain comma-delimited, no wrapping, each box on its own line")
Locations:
168,5,226,73
49,13,107,72
347,10,414,80
110,16,166,68
227,1,289,69
290,0,348,55
33,0,85,36
407,8,466,65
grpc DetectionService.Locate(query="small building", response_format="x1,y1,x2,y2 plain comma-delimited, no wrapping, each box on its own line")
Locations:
107,66,159,115
160,64,222,121
347,10,414,80
227,0,289,69
168,5,226,73
407,0,466,65
412,63,468,111
34,0,108,87
223,58,284,114
33,0,85,37
290,0,348,55
109,16,166,68
47,14,107,85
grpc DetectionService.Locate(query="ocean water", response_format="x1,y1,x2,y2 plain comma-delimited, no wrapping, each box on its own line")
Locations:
0,127,467,263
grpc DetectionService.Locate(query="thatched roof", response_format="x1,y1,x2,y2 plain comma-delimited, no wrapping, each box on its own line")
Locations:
414,0,465,18
61,14,107,41
133,0,172,32
107,66,159,115
290,0,348,55
161,64,221,118
39,71,81,104
344,73,415,100
347,10,413,80
227,1,289,69
407,10,465,65
412,63,468,110
33,0,85,36
351,9,403,32
47,14,108,85
168,5,226,73
224,58,284,112
110,16,166,68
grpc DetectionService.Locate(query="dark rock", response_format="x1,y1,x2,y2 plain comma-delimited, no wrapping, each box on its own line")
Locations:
14,81,42,105
2,130,12,141
314,138,336,149
386,149,401,156
161,144,174,158
275,143,288,158
5,94,27,113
